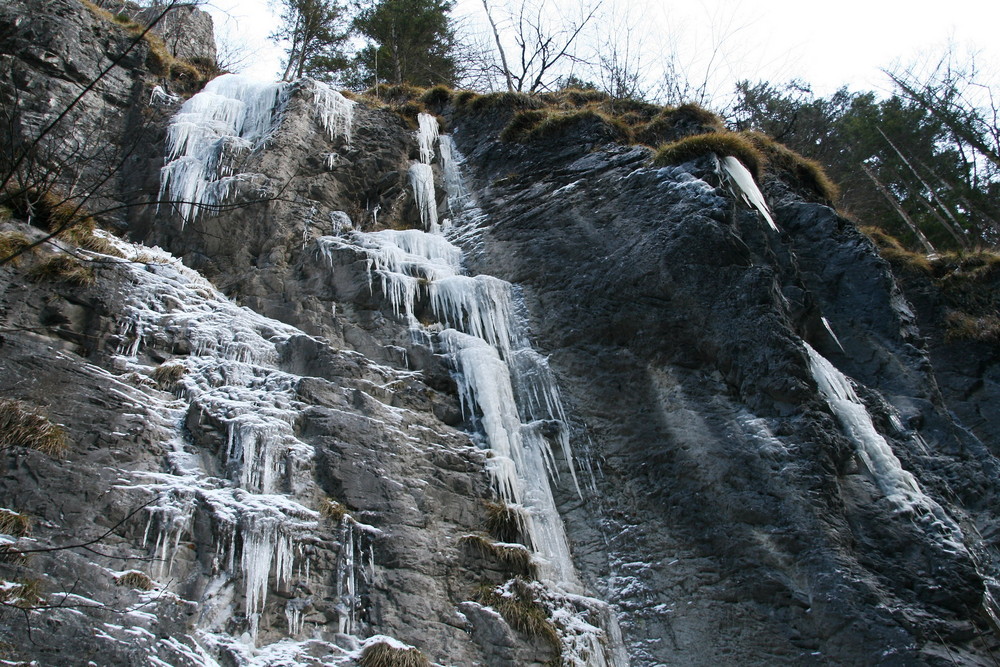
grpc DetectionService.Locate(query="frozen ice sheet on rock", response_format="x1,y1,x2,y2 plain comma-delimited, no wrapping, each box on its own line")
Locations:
308,79,356,144
804,342,965,550
159,75,356,226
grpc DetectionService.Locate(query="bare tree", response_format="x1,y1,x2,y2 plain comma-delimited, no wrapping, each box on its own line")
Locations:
585,1,652,99
479,0,601,93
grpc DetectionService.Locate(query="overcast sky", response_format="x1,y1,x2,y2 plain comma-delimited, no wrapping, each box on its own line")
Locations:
202,0,1000,101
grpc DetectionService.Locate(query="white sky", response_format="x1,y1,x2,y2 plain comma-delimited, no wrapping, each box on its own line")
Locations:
201,0,1000,101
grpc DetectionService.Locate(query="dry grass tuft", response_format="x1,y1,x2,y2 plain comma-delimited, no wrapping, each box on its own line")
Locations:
499,110,549,142
485,501,528,544
0,545,27,565
0,399,68,456
944,311,1000,344
365,83,425,105
115,570,155,591
464,91,545,113
637,103,725,146
0,509,31,537
0,231,33,265
27,254,96,286
419,85,453,109
743,131,840,204
151,361,187,390
319,497,349,521
0,579,42,609
653,132,764,180
358,642,430,667
475,579,560,648
461,534,536,577
860,226,934,275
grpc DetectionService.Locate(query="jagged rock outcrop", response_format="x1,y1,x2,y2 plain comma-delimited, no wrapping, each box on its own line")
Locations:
3,0,1000,665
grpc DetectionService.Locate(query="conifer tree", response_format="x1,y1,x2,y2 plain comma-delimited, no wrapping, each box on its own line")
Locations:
349,0,458,88
272,0,350,82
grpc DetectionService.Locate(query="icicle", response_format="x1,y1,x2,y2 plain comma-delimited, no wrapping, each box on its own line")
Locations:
335,519,358,635
149,85,180,106
409,163,439,232
309,80,356,144
158,74,291,226
416,112,440,164
820,316,846,354
285,598,308,637
720,155,778,232
241,514,295,619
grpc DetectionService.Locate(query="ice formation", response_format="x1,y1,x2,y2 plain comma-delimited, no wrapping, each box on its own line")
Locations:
315,128,626,665
804,343,964,547
409,163,439,232
720,155,778,232
109,242,327,638
416,112,439,164
159,75,356,226
439,135,468,212
406,112,443,232
308,79,356,144
158,74,290,225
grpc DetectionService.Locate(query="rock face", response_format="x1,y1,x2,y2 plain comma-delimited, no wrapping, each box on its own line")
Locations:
139,3,217,64
3,1,1000,665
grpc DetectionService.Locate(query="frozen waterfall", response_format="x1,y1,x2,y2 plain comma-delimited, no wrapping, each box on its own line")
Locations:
158,74,355,226
318,113,623,666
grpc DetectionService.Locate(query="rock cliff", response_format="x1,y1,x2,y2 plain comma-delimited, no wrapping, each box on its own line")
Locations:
2,1,1000,665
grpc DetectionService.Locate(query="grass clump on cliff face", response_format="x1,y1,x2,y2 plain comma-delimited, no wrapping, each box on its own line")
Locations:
474,579,560,649
419,84,453,109
460,534,536,577
0,399,68,456
0,231,33,265
860,226,934,275
1,188,125,259
114,570,155,591
500,109,632,144
485,501,529,543
636,103,725,146
944,311,1000,344
861,228,1000,345
358,642,429,667
0,509,31,538
460,91,545,114
319,497,349,522
28,253,96,286
743,131,840,204
653,132,765,180
151,361,187,391
0,579,42,609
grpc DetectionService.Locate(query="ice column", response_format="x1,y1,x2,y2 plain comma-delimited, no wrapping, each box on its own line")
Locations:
409,112,442,232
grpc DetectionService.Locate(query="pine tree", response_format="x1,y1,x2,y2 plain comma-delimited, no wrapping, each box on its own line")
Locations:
272,0,350,82
349,0,458,88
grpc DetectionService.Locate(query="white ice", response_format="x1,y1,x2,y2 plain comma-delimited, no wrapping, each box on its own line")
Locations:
804,343,964,549
409,163,439,232
720,155,778,232
416,112,439,165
